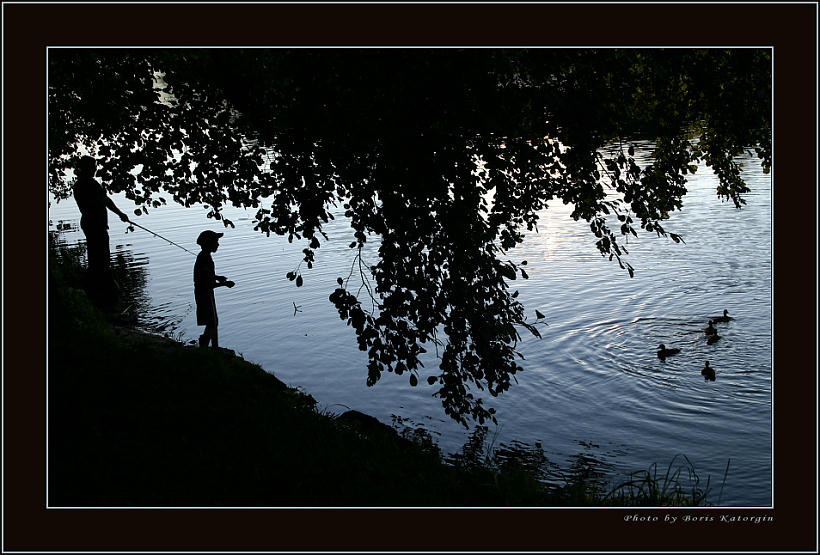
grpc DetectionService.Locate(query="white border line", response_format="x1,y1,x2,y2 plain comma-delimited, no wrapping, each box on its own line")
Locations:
45,40,50,511
43,44,776,512
1,2,5,552
770,47,775,511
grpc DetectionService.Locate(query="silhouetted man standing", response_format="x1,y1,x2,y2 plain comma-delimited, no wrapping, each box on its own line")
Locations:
74,155,130,302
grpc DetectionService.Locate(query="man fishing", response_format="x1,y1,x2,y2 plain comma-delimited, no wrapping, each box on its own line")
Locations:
73,155,130,303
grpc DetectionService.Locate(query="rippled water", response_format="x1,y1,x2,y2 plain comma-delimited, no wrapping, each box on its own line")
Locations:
48,147,772,506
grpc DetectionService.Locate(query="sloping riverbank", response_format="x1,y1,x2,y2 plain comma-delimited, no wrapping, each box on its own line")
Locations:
48,269,569,507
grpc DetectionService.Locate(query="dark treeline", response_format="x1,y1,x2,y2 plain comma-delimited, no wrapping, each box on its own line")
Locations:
49,49,771,424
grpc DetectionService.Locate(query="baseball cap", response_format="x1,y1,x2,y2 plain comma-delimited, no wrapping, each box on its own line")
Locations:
196,230,224,246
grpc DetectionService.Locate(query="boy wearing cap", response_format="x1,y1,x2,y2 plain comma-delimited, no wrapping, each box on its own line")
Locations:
194,230,234,348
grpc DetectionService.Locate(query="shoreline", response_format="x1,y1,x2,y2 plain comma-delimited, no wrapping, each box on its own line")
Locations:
47,243,715,507
48,280,555,506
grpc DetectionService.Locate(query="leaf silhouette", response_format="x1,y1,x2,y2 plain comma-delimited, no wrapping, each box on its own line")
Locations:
48,49,771,425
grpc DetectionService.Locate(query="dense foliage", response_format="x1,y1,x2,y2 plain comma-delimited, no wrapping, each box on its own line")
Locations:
49,49,771,424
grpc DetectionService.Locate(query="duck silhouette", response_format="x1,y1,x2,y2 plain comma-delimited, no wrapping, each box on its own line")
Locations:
713,309,733,323
657,344,681,359
701,361,716,381
704,320,717,336
706,332,721,345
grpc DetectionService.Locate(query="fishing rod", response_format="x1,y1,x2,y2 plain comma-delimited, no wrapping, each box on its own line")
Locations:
126,220,197,256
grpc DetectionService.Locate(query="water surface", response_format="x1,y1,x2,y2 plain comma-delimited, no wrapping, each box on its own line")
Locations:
48,148,772,506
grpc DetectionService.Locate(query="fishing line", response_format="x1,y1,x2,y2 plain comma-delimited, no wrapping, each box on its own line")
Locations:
126,220,198,256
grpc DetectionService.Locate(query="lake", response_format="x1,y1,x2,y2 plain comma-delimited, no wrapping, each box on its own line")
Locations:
48,144,772,506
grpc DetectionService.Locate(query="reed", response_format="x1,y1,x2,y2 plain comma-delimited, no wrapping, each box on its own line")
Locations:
598,454,721,507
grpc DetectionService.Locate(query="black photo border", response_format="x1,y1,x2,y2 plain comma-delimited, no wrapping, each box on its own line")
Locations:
3,1,817,552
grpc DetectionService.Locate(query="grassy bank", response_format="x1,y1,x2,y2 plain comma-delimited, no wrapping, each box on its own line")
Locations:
48,239,713,506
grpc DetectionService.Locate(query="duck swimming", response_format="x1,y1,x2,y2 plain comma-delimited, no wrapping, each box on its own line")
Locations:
657,344,681,359
707,332,721,345
701,361,716,381
704,320,717,335
714,309,733,323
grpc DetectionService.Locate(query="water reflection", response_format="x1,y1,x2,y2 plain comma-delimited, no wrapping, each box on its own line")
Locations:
441,426,612,496
45,147,772,505
432,425,722,506
49,229,184,339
